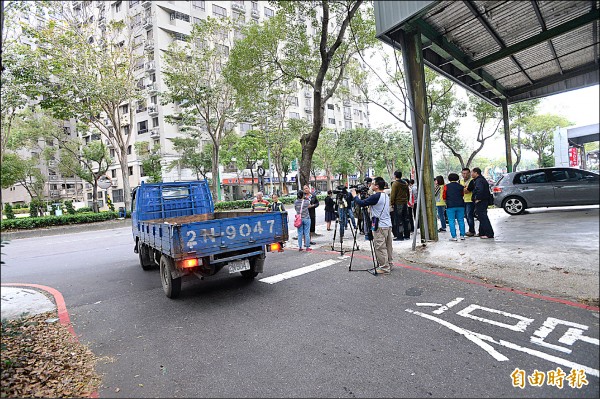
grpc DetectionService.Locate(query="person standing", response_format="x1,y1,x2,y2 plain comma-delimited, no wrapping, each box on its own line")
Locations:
269,194,285,212
303,185,319,242
294,192,312,251
471,167,494,239
443,173,466,241
434,176,447,232
351,178,393,274
390,171,410,241
251,192,270,212
324,190,336,231
461,168,476,237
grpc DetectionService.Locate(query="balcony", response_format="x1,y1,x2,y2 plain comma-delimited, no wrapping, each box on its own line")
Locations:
141,0,151,8
120,114,130,126
144,39,154,51
304,107,312,114
146,83,158,94
145,60,155,72
304,91,311,98
232,3,245,12
150,128,160,138
147,104,158,116
251,9,260,19
143,17,152,29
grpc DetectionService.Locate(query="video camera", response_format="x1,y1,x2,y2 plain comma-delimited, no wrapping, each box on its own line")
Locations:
349,183,369,195
332,185,347,195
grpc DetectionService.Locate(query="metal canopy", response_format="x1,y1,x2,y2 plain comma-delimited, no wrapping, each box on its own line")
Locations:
375,1,600,106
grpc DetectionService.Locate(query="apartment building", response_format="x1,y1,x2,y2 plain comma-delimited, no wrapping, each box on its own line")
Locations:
2,0,371,208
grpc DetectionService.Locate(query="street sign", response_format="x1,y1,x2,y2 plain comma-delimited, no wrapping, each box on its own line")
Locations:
257,166,265,176
98,175,112,189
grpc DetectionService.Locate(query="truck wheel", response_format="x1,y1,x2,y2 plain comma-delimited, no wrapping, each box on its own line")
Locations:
138,242,153,271
240,257,263,279
160,256,181,299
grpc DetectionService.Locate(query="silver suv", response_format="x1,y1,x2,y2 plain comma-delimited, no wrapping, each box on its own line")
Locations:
492,167,599,215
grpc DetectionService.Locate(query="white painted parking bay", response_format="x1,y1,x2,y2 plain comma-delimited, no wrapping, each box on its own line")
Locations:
259,259,343,284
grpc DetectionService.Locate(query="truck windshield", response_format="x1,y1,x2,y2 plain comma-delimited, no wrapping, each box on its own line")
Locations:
162,186,189,199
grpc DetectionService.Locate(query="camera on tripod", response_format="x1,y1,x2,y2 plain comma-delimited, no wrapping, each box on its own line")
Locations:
349,183,369,199
332,185,348,208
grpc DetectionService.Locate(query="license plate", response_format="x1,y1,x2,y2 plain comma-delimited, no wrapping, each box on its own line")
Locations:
228,259,250,273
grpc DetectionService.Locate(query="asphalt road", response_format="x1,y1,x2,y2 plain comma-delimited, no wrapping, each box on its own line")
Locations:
1,227,598,398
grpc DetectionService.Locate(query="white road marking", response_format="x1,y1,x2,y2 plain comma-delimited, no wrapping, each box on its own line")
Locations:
456,304,534,332
531,317,599,354
405,308,509,362
259,259,342,284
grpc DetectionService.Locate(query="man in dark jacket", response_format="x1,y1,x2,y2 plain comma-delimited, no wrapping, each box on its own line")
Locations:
390,171,410,240
471,167,494,239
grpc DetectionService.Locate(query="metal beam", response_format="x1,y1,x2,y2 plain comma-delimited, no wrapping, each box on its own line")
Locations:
462,1,534,85
413,19,507,100
530,0,563,75
469,8,600,70
506,62,599,97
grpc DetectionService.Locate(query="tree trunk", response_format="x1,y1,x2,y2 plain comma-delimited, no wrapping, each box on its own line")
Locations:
211,146,219,200
92,181,99,213
118,150,132,212
299,102,324,188
275,164,284,195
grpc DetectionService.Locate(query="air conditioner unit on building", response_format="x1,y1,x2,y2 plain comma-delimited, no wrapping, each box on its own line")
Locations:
232,3,245,12
344,113,352,120
148,104,158,116
145,60,155,72
251,9,260,19
150,128,160,138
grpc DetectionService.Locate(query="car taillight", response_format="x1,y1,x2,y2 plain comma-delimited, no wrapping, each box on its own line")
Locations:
492,186,502,193
182,258,199,268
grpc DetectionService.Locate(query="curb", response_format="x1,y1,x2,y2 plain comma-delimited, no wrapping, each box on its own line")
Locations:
1,218,130,240
0,283,99,398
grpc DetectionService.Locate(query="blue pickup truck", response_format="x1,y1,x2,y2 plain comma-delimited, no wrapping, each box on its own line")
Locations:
132,180,288,298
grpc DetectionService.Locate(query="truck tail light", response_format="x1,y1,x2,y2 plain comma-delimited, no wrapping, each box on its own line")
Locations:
270,243,283,252
182,258,199,268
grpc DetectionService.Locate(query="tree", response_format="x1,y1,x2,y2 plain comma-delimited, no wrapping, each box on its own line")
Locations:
227,1,376,188
223,131,267,194
162,17,238,200
508,99,540,171
313,128,338,191
135,142,162,184
521,114,572,167
271,119,306,194
20,3,144,211
336,128,383,179
168,137,213,181
376,127,413,180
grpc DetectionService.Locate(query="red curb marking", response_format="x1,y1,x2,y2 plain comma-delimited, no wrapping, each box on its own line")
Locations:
313,249,600,312
1,283,99,398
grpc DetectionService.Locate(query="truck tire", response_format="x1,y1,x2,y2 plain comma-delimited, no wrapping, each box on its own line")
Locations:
240,257,263,279
160,255,181,299
138,242,153,271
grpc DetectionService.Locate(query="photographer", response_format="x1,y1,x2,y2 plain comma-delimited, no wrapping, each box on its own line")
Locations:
350,179,393,275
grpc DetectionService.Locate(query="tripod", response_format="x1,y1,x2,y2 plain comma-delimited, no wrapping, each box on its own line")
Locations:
331,205,360,255
348,205,378,275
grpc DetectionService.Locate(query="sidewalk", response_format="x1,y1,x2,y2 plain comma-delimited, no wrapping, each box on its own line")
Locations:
299,206,600,307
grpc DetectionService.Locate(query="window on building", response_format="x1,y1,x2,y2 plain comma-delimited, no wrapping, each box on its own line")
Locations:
173,32,188,42
264,7,273,17
154,139,160,147
127,145,132,155
115,1,122,13
128,166,134,176
131,13,142,27
192,0,205,11
134,58,144,70
170,11,190,22
240,122,252,133
327,104,334,110
305,98,311,107
215,44,229,57
251,1,258,10
87,193,93,200
110,149,115,158
152,117,159,127
289,112,300,119
288,96,298,106
111,169,117,178
149,72,156,83
123,125,130,135
129,0,139,7
150,95,157,104
232,11,244,23
112,189,124,203
345,121,352,129
120,104,129,114
328,118,336,125
138,120,148,134
212,4,227,18
193,17,201,25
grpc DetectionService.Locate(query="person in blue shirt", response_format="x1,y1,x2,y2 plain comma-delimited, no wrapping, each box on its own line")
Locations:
350,179,393,274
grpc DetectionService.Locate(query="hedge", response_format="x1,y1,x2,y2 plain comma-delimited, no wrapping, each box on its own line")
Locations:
0,212,122,231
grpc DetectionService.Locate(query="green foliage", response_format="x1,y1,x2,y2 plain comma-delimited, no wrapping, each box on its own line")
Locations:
76,207,93,213
135,142,162,183
64,201,76,215
336,128,384,178
522,114,572,167
3,204,16,220
168,137,212,181
0,212,121,231
29,202,38,218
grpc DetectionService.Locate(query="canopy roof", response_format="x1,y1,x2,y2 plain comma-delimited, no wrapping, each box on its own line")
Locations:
375,1,600,106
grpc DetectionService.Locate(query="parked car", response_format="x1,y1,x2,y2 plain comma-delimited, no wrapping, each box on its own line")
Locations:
492,167,599,215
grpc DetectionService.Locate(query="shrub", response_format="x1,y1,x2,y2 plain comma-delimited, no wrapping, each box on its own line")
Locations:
76,207,93,213
0,211,121,231
29,202,38,218
64,201,76,215
3,203,15,220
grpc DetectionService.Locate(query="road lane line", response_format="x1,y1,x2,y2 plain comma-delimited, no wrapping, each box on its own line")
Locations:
259,259,342,284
